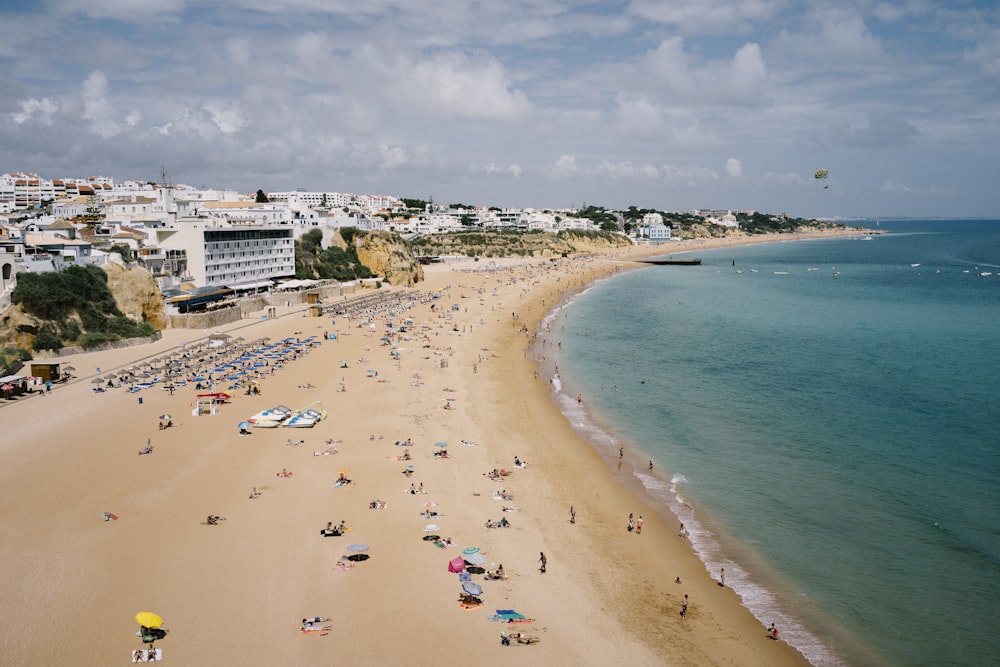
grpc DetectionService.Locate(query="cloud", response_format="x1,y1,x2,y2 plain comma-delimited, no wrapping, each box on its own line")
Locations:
726,158,743,178
840,111,918,148
475,162,523,178
879,179,921,194
385,49,531,122
82,70,124,138
45,0,186,19
627,0,782,34
643,38,768,105
12,97,59,125
550,155,581,178
964,28,1000,82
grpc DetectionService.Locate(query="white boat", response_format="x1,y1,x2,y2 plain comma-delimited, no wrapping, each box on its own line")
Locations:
248,404,292,424
282,402,327,428
252,418,284,429
283,409,326,428
911,263,921,267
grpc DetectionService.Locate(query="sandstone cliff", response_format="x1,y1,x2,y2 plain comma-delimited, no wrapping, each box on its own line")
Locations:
0,263,165,356
102,263,167,329
411,230,631,259
353,232,425,286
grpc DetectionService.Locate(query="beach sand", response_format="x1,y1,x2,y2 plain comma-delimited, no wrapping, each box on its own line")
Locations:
0,234,846,665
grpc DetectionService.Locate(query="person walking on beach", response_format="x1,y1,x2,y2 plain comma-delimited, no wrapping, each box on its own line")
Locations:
680,594,688,618
768,623,779,640
538,552,547,573
619,447,623,458
627,513,634,532
569,506,576,524
636,516,643,535
720,568,725,588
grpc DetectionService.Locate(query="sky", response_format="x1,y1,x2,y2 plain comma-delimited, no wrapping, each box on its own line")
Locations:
2,1,998,219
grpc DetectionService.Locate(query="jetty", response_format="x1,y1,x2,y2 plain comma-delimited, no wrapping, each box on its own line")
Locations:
635,258,702,266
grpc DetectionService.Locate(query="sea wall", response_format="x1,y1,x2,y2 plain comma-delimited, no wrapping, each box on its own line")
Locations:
164,281,362,330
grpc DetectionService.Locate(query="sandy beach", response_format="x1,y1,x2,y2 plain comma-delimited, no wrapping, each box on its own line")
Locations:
0,233,853,666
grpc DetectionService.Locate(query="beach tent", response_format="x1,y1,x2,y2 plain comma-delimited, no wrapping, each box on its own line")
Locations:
448,557,466,573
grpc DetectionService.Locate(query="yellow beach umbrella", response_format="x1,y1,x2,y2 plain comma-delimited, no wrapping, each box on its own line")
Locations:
135,611,163,628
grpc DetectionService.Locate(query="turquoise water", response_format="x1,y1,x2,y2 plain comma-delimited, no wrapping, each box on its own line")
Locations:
542,221,1000,667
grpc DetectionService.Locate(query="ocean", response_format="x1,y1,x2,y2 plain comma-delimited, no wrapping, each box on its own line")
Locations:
540,220,1000,667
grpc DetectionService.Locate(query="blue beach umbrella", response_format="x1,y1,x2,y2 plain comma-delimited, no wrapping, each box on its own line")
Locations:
347,543,368,552
238,421,251,430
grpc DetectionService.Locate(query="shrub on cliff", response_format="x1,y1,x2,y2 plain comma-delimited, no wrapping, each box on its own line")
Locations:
12,264,154,347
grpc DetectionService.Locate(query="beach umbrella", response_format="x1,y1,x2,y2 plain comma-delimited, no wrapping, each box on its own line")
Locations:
434,441,448,447
462,546,479,555
238,421,251,430
102,373,117,381
90,377,104,385
345,554,369,562
423,524,440,532
347,543,369,552
159,414,172,421
422,535,440,541
466,553,487,565
337,468,350,475
461,582,483,597
423,500,439,509
62,365,76,372
135,611,163,628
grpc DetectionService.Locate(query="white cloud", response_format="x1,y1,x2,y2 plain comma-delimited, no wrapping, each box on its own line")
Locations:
726,158,743,178
82,70,123,138
627,0,782,34
594,161,662,180
554,155,580,177
879,179,921,194
393,50,531,121
203,103,249,133
964,28,1000,81
12,97,58,125
46,0,186,19
378,143,409,169
643,38,768,105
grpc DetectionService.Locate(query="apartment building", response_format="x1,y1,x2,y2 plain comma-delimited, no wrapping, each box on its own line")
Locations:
155,217,295,290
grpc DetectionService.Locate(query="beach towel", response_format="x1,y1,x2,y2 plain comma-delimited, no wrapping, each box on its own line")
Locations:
131,648,162,662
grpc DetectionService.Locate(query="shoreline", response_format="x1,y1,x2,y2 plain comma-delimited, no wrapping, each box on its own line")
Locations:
0,231,862,666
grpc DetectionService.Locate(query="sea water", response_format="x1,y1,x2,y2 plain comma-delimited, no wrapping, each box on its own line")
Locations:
541,220,1000,667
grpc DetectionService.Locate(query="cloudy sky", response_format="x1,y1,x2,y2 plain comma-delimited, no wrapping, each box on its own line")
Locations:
2,1,998,218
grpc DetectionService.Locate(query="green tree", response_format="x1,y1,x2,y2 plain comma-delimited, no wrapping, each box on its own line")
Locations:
255,189,269,203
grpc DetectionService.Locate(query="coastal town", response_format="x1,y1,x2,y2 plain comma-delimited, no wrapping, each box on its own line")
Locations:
0,170,832,318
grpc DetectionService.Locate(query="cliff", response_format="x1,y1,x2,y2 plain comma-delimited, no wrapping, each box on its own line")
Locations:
411,230,631,259
353,232,425,286
0,263,164,356
102,262,167,329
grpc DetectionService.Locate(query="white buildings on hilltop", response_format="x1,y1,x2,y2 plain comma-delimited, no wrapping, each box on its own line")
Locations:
2,172,638,298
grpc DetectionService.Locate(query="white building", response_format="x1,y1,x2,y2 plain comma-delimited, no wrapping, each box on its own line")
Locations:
154,217,295,291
